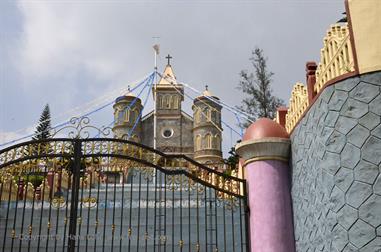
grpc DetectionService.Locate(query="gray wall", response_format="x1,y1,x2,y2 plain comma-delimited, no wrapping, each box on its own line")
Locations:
141,113,194,155
290,71,381,252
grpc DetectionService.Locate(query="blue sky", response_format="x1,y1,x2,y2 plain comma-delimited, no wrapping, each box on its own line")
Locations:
0,0,344,154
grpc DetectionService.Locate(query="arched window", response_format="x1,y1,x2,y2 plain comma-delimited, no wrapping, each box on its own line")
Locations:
163,95,171,109
205,133,212,149
158,95,162,109
167,95,172,109
161,95,166,108
211,110,217,123
130,109,136,123
173,95,179,109
195,135,201,151
124,109,130,122
214,134,221,149
203,108,211,122
118,110,124,124
114,110,119,123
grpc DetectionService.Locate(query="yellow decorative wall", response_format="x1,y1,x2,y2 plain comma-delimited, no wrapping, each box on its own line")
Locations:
314,24,355,93
285,83,308,133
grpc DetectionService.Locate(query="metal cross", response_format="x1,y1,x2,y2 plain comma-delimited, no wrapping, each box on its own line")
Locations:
166,54,172,65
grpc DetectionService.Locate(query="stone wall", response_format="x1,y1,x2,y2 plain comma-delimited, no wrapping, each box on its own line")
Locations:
141,113,194,155
290,71,381,251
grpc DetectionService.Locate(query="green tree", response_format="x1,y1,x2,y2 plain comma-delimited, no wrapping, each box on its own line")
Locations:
28,104,52,158
224,146,240,170
237,47,284,126
32,104,52,141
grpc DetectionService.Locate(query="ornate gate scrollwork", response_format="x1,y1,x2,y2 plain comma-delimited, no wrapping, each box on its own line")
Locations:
0,117,248,252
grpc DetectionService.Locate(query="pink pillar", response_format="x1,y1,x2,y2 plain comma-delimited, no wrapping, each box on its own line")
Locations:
236,118,295,252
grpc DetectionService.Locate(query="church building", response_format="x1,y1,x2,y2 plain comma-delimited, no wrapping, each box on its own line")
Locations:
112,57,223,164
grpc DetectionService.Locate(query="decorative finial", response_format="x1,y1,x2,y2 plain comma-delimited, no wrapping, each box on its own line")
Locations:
205,85,209,91
166,54,172,65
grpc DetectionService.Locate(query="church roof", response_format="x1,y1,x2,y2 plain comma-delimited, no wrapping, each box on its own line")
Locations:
202,89,213,97
196,85,219,100
125,90,136,97
115,86,139,102
158,64,177,85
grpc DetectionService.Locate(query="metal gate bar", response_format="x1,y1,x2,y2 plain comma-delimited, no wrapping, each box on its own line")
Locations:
0,137,249,252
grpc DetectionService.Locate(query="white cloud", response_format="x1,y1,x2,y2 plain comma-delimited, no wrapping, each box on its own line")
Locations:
5,0,345,155
0,126,35,147
15,1,144,84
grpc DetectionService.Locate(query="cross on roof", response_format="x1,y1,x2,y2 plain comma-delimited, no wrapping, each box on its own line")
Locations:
166,54,172,65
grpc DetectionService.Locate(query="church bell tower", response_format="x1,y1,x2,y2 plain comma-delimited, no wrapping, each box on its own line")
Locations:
112,88,143,142
192,86,223,164
153,55,185,153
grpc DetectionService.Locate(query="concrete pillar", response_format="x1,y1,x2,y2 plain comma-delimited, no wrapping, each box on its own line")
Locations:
276,106,288,129
306,61,317,103
236,118,295,252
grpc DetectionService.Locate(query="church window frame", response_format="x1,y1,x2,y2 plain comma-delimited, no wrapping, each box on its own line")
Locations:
205,133,212,149
203,107,211,122
167,95,172,109
162,128,174,138
214,134,221,149
164,95,171,109
124,109,130,122
114,109,119,124
132,108,140,123
161,95,166,108
118,109,124,125
173,95,179,109
195,134,202,151
211,109,218,123
158,95,163,109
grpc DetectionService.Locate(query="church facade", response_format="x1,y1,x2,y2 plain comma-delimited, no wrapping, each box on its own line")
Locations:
112,60,223,164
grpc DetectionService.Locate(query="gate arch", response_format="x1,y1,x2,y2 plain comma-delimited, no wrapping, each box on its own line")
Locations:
0,124,248,252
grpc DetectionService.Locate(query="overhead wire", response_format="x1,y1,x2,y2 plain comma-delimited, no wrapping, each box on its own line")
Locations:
8,72,154,136
156,72,223,133
95,72,155,138
102,72,155,130
157,72,243,137
155,72,250,136
1,69,247,147
176,79,254,123
0,72,154,147
127,73,155,138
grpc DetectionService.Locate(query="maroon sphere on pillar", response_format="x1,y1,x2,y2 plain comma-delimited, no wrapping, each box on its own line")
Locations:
242,118,289,141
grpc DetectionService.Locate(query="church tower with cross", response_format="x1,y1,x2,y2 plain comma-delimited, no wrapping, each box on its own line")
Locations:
112,54,223,164
192,85,223,164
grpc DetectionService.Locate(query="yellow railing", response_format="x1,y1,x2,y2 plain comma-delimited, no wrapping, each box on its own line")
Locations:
314,24,355,93
285,83,308,133
284,23,355,133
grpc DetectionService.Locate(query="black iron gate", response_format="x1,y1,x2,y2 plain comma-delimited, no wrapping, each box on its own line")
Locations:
0,120,248,252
